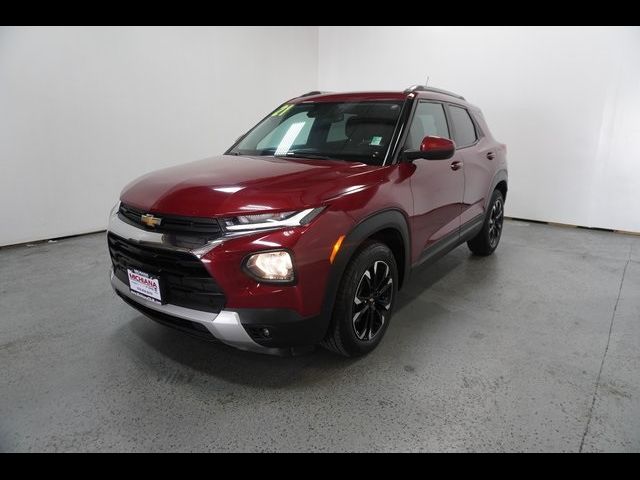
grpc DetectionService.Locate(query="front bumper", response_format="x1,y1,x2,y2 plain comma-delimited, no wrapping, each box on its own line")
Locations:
110,270,283,354
107,209,329,354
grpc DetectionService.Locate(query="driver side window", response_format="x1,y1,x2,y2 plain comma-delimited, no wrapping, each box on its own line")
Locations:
405,102,450,150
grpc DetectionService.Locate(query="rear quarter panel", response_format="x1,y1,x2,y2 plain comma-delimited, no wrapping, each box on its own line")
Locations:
461,109,507,223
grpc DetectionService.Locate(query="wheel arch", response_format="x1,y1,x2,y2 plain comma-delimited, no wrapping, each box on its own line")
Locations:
486,169,508,210
320,209,411,327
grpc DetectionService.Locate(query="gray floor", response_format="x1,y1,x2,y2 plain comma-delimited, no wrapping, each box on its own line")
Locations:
1,220,638,452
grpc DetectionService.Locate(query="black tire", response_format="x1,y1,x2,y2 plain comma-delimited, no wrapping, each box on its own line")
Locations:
322,242,398,357
468,189,505,256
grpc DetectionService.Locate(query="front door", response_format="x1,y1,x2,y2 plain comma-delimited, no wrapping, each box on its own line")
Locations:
405,101,465,261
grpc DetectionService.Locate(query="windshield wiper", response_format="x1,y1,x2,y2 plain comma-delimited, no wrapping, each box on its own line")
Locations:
280,152,336,161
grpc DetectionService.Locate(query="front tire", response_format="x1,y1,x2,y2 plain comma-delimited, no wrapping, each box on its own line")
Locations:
322,242,398,357
467,189,505,256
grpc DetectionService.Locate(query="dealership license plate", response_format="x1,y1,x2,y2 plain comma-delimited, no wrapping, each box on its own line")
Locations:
127,268,162,304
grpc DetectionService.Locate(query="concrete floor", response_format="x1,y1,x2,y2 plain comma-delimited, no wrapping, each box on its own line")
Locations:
0,219,638,452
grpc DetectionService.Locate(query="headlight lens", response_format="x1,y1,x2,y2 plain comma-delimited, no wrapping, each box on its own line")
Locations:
223,207,324,232
245,250,294,282
226,211,297,226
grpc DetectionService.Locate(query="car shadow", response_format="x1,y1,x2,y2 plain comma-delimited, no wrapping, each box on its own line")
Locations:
115,315,355,389
396,245,472,310
113,245,475,389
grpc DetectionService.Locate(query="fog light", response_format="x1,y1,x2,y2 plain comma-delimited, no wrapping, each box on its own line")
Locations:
245,250,294,282
261,328,271,338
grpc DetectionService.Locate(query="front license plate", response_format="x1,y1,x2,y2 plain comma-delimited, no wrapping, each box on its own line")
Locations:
127,268,162,304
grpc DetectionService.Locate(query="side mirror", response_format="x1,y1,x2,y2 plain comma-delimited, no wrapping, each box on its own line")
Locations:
404,136,455,161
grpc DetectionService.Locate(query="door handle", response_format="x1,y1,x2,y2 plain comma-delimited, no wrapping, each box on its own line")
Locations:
450,161,463,171
486,152,495,160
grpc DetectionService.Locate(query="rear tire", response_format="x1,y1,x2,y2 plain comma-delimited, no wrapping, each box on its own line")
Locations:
467,190,505,256
322,242,398,357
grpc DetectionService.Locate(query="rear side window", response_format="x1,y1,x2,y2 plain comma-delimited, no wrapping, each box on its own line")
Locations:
449,106,477,147
405,102,450,150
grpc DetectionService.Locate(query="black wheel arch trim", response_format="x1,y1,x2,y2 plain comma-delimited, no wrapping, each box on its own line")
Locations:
486,169,508,210
319,209,411,331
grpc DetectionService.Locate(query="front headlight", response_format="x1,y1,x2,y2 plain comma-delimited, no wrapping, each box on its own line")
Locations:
244,250,294,282
223,207,324,232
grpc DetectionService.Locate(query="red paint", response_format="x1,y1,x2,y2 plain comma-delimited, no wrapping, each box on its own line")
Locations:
119,89,507,319
120,155,382,218
420,136,455,155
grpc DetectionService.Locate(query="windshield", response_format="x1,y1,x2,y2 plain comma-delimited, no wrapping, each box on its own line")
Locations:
228,101,403,165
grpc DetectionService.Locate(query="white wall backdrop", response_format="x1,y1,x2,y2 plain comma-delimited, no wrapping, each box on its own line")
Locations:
0,26,318,246
2,26,639,246
319,26,640,233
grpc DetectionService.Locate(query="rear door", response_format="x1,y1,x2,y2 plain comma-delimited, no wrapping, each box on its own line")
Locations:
447,105,494,224
406,101,465,257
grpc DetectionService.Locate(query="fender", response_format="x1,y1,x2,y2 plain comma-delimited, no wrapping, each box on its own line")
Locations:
485,169,508,211
319,209,411,328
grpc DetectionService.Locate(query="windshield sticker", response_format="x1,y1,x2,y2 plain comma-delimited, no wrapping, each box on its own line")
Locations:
271,104,294,117
370,136,383,146
274,122,306,156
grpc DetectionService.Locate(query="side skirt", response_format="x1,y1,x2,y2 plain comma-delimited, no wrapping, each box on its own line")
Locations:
412,214,485,270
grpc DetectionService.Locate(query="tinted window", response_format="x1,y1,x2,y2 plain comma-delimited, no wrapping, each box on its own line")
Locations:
256,111,314,149
449,106,477,147
326,113,355,142
405,102,449,150
231,101,403,165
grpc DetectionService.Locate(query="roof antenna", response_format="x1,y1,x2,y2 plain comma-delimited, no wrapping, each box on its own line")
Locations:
425,76,430,87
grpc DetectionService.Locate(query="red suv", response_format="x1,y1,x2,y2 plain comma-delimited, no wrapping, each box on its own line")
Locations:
108,85,507,356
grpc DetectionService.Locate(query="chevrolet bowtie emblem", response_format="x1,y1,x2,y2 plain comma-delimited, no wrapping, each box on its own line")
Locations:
141,214,162,228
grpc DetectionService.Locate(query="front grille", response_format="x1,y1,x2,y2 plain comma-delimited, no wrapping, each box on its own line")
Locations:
108,232,226,313
118,203,223,239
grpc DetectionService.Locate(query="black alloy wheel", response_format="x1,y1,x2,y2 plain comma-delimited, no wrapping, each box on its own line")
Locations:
488,197,504,249
352,260,393,341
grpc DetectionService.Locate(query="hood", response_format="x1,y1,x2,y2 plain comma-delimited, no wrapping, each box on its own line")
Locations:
120,154,381,217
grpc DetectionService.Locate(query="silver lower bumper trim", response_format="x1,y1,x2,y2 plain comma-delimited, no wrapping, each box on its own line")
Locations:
110,271,279,355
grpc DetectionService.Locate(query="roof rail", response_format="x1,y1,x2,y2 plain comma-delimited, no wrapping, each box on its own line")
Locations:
403,85,466,101
299,90,329,97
